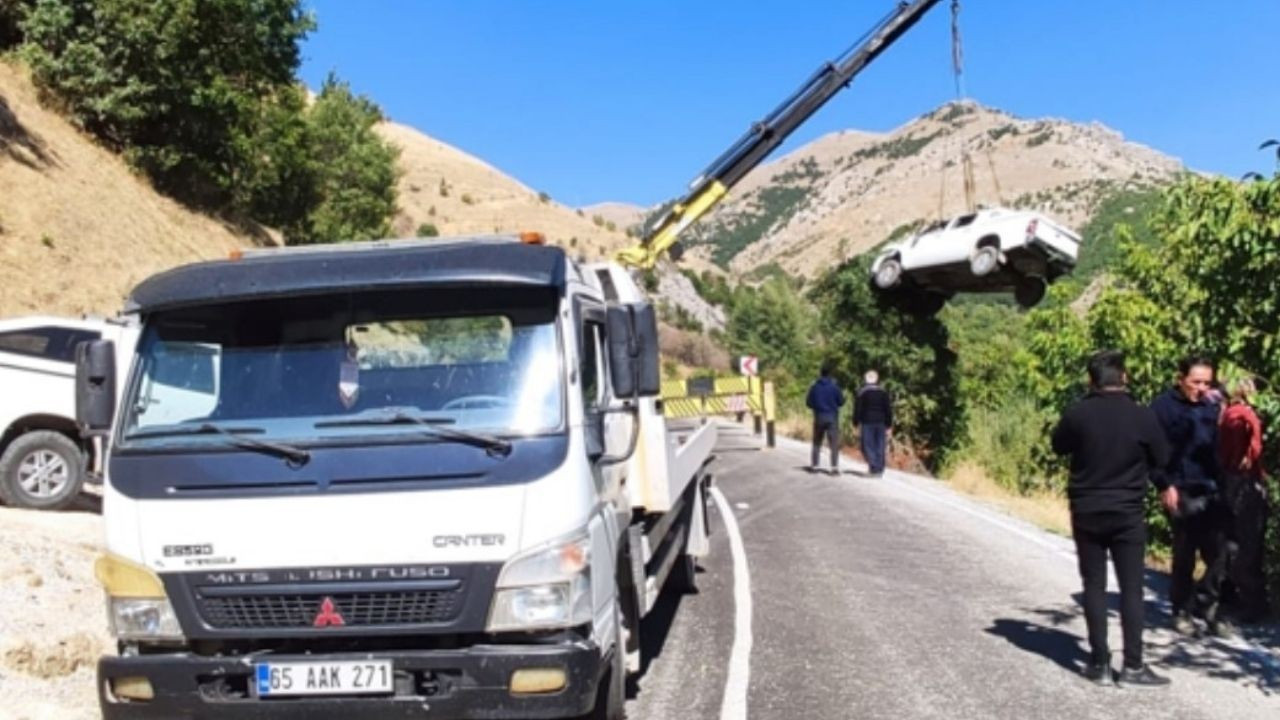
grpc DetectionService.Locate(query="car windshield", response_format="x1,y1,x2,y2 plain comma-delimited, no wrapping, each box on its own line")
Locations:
120,288,564,448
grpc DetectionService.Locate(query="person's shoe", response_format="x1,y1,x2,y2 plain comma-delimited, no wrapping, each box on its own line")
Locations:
828,467,840,476
1116,664,1170,688
1082,656,1114,687
1208,617,1237,639
807,465,819,474
1172,610,1195,635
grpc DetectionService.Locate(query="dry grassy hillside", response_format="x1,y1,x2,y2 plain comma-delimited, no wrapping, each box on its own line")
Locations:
579,201,646,233
0,62,258,319
698,101,1183,278
379,122,634,261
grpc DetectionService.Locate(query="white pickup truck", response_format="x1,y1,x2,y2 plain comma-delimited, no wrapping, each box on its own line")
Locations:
870,207,1081,308
0,315,136,509
77,235,716,719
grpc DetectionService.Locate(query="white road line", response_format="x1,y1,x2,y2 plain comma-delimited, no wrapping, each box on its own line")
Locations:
710,485,752,720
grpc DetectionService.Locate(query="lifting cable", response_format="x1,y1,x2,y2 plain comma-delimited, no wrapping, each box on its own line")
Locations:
937,0,1005,216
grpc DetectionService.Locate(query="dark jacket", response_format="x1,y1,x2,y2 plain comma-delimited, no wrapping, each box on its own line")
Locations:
806,377,845,421
853,384,893,428
1150,387,1221,490
1052,390,1171,516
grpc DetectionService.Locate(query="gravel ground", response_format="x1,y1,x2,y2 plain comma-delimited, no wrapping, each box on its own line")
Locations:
0,492,107,720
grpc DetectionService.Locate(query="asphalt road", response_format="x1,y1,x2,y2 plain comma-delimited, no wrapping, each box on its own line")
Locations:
625,422,1280,720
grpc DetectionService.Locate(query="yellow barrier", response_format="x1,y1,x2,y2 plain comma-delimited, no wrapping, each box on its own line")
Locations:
660,374,775,447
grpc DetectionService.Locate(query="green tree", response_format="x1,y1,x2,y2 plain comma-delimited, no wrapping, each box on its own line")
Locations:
0,0,32,48
229,83,318,232
289,75,399,245
21,0,314,206
809,257,962,468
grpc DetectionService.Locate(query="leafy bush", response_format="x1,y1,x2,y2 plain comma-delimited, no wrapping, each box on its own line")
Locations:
416,223,439,238
808,257,962,468
287,76,399,245
22,0,314,207
1017,172,1280,594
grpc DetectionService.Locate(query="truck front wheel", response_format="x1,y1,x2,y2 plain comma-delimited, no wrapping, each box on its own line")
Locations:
578,603,627,720
0,431,86,510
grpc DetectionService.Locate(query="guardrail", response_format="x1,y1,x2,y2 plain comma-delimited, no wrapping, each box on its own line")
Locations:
660,375,776,447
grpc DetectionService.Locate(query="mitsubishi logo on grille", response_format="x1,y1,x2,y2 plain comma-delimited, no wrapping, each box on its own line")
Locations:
312,597,346,628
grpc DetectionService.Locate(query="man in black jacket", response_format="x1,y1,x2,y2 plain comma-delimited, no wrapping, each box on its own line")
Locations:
853,370,893,477
1052,350,1173,688
1150,354,1229,636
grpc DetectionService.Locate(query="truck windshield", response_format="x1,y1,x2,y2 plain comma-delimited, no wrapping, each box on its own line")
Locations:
120,289,564,448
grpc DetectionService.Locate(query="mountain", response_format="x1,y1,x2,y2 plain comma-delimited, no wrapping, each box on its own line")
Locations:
579,201,647,233
379,122,632,260
687,101,1183,278
0,62,257,318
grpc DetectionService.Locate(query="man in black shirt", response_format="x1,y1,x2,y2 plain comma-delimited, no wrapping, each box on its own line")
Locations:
1051,350,1173,688
853,370,893,477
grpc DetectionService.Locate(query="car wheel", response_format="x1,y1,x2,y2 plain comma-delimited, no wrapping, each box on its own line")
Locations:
873,257,903,289
0,431,87,510
970,245,1000,277
1015,277,1047,308
577,602,627,720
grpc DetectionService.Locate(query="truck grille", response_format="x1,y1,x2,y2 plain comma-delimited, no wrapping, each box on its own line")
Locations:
197,590,462,630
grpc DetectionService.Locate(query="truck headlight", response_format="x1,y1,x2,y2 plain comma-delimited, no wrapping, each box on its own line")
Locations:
95,553,184,641
109,598,183,641
487,532,592,632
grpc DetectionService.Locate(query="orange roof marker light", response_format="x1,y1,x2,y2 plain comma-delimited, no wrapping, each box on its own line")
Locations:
519,231,546,245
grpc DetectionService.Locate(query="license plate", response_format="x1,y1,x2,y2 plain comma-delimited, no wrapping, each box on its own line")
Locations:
255,660,393,697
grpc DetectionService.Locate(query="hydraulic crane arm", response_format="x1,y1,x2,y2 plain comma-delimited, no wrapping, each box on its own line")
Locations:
616,0,944,269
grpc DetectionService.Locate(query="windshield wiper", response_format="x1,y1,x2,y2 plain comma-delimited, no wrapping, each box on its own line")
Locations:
316,410,513,458
125,424,311,466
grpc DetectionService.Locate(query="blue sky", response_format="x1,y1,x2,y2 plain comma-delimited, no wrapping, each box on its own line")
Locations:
299,1,1280,208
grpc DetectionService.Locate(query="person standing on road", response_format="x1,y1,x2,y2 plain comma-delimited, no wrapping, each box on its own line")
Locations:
1217,376,1270,623
853,370,893,477
806,363,844,474
1052,350,1172,688
1151,354,1230,637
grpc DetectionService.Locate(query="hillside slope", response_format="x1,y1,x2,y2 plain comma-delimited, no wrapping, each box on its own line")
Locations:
693,101,1183,278
379,122,632,260
0,62,258,318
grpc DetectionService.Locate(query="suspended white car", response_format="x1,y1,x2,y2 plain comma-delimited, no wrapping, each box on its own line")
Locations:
869,207,1081,308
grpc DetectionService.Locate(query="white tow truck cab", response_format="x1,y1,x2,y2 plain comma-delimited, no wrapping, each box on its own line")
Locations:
0,315,136,509
77,235,716,719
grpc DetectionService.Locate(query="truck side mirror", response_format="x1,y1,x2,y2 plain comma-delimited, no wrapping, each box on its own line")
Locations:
76,339,117,436
606,302,660,399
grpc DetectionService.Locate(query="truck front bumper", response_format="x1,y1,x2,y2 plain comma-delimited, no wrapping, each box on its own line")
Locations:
98,641,602,719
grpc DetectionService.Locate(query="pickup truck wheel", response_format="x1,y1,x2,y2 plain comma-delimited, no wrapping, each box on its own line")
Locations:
872,257,903,289
1015,277,1047,308
0,431,86,510
970,245,1000,277
579,603,627,720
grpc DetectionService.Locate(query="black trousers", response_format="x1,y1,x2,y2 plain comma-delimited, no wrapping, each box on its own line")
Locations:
811,416,839,468
1072,511,1146,669
1221,473,1270,616
1170,495,1230,617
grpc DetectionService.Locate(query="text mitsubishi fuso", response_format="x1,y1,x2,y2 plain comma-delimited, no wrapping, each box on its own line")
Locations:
76,236,716,719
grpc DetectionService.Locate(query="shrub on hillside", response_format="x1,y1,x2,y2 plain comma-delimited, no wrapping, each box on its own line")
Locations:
21,0,313,207
416,223,439,238
286,76,399,245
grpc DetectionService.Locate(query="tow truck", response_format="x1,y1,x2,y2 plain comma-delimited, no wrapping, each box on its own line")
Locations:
78,2,943,718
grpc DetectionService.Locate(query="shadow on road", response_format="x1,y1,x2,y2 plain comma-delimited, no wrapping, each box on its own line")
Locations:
989,582,1280,695
984,618,1088,675
626,570,699,699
